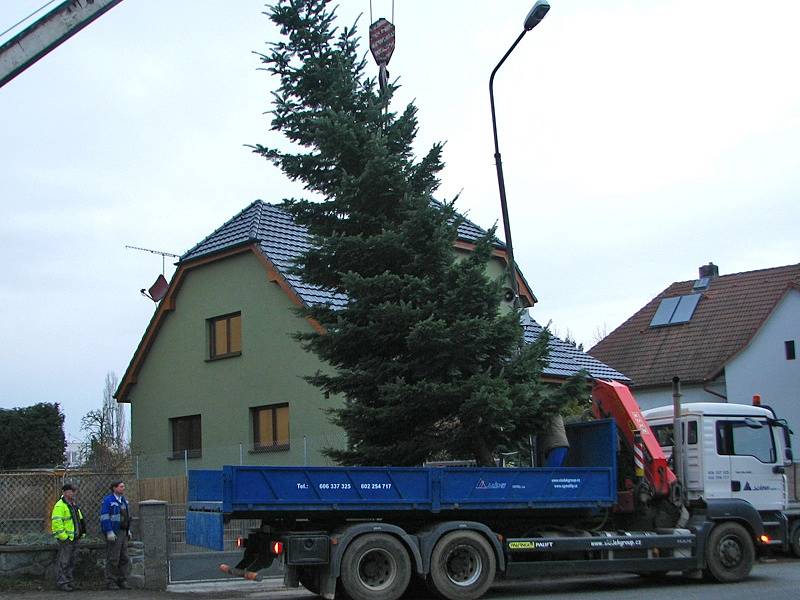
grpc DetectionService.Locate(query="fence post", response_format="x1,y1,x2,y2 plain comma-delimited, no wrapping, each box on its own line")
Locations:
139,500,168,590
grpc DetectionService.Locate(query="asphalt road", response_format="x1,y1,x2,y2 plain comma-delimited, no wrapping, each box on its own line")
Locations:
3,559,797,600
168,552,282,583
487,559,799,600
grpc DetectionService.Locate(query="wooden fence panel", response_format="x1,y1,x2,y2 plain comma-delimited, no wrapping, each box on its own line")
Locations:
136,476,187,504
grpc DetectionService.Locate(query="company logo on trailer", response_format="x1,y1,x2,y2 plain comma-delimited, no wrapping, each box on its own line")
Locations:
476,479,507,490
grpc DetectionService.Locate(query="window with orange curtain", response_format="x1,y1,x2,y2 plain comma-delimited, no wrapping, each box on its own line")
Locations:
208,312,242,359
251,404,289,451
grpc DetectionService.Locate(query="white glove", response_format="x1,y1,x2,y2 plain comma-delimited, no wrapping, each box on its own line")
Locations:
106,531,117,542
127,530,133,540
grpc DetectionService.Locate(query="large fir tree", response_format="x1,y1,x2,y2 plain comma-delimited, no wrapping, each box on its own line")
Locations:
256,0,584,466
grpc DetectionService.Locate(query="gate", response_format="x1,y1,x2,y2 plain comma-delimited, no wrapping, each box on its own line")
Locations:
166,504,275,583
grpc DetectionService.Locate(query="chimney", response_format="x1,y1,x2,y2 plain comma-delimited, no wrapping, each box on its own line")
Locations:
698,262,719,279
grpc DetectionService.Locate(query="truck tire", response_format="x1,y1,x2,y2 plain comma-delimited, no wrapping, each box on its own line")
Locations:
298,567,321,595
340,533,411,600
704,522,754,583
790,522,800,558
429,530,496,600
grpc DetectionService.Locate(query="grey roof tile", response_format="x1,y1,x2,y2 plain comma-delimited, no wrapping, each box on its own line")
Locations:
521,313,630,381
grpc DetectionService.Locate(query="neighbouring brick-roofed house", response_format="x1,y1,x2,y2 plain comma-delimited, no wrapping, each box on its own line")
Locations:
116,200,626,477
589,262,800,440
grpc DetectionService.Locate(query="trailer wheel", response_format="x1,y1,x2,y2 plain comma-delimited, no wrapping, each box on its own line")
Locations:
340,533,411,600
704,522,754,583
429,531,496,600
298,567,321,595
790,522,800,558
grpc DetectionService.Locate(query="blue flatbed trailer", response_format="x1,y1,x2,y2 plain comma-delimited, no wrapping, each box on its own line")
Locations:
185,418,762,600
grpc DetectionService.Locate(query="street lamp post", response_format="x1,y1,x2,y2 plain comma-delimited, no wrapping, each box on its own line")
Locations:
489,0,550,308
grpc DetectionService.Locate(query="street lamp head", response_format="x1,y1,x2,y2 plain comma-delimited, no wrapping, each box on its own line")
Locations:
524,0,551,31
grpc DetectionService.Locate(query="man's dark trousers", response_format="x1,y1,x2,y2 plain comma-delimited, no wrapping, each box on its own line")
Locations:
105,535,130,586
55,539,77,588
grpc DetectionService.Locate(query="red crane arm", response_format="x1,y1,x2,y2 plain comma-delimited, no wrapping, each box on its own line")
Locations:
592,379,677,497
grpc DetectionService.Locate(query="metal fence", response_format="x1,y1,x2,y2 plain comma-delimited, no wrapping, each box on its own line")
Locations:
132,431,349,480
167,504,259,554
0,470,136,539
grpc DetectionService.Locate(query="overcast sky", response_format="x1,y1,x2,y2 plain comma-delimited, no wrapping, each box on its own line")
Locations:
1,0,798,441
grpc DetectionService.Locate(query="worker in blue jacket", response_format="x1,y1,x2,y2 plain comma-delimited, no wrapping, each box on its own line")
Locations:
100,480,132,590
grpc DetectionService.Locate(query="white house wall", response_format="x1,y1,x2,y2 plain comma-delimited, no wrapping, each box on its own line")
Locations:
725,289,800,439
630,384,725,412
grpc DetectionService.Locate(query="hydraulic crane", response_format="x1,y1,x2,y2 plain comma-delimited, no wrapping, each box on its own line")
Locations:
0,0,123,88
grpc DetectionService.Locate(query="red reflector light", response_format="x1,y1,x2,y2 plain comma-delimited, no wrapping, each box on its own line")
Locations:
271,541,284,555
236,537,245,549
760,535,770,544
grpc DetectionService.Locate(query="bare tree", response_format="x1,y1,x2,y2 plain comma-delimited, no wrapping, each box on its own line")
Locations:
81,371,129,470
591,323,609,347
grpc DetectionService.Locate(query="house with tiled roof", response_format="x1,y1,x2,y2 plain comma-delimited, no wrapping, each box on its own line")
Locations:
116,200,626,477
589,262,800,439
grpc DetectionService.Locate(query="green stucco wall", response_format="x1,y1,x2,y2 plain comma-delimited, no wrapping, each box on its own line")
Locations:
128,251,343,477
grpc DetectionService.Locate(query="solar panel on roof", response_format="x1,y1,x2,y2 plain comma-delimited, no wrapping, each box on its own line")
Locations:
650,294,702,327
671,293,701,323
650,296,680,326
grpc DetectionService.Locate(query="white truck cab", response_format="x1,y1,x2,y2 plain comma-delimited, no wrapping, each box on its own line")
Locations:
643,401,800,554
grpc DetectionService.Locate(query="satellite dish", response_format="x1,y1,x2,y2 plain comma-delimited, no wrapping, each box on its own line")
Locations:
141,274,168,302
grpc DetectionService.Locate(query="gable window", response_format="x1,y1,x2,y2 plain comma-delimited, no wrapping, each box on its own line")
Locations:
251,404,289,452
170,415,201,459
209,312,242,359
786,340,796,361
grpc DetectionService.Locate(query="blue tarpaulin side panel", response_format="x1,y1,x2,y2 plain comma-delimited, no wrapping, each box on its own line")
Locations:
186,420,618,551
221,465,435,513
438,467,614,507
186,510,224,551
188,469,224,502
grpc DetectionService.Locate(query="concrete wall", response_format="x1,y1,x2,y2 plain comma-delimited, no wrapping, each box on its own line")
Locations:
0,542,144,587
725,289,800,442
129,251,343,477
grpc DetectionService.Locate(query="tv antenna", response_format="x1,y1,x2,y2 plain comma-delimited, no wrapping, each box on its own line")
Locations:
125,245,180,303
125,245,180,275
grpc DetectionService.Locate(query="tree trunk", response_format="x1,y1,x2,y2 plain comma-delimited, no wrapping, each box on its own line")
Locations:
474,436,495,467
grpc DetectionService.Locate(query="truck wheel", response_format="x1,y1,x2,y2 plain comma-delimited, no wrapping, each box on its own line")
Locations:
704,522,754,583
298,567,321,595
340,533,411,600
790,522,800,558
429,531,496,600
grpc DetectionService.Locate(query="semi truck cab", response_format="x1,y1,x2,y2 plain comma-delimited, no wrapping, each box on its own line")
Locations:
643,401,799,553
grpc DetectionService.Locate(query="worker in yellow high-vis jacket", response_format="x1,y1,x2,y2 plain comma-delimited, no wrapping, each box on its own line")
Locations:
51,483,86,592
